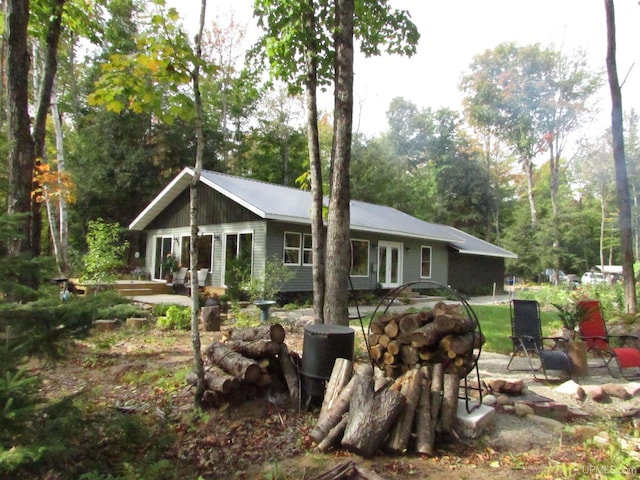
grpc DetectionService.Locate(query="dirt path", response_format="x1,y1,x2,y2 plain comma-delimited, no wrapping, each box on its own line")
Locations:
32,312,640,479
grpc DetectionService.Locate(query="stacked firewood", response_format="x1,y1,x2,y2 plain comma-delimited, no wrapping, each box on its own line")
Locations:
188,323,301,408
368,302,484,379
309,302,485,457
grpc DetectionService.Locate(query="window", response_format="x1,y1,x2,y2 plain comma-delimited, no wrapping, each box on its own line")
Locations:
284,232,301,265
154,236,174,279
350,239,369,277
303,234,313,265
224,232,253,286
421,246,432,278
180,234,213,271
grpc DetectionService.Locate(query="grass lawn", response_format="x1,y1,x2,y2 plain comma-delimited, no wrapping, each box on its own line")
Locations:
466,304,563,355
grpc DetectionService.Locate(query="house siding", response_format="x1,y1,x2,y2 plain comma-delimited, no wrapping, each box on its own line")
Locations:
147,187,261,230
447,249,506,294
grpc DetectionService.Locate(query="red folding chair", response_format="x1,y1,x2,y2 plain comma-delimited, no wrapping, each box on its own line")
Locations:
577,300,640,380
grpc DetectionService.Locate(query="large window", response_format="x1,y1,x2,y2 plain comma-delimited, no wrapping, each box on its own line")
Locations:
421,246,432,278
350,239,369,277
303,234,313,265
224,232,253,286
154,236,174,279
284,232,301,265
181,234,213,271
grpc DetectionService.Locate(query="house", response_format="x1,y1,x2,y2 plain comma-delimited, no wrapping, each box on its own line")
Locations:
129,168,517,296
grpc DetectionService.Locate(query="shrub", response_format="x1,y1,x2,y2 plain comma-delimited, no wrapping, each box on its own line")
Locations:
156,306,191,330
82,219,129,283
152,303,174,317
95,303,148,322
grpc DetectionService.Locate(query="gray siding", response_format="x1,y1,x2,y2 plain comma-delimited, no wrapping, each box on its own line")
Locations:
148,186,261,229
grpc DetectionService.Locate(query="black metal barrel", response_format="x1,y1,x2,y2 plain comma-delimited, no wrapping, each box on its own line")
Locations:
301,324,354,400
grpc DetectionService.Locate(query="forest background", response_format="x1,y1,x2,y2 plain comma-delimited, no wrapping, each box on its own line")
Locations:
2,0,640,285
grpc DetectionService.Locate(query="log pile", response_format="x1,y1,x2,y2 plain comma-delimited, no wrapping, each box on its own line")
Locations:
310,303,485,457
367,302,484,379
189,323,301,409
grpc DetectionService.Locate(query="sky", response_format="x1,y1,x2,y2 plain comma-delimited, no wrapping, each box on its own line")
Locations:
171,0,640,138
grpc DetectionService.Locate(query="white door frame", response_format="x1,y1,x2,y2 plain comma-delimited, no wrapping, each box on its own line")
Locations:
377,241,403,288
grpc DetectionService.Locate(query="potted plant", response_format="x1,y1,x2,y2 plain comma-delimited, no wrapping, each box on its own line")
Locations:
162,253,179,281
552,301,589,377
552,301,586,340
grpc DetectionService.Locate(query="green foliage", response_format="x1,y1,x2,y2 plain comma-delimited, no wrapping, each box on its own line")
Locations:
152,303,175,317
156,306,191,330
161,253,179,273
82,219,129,283
95,303,148,322
242,256,295,301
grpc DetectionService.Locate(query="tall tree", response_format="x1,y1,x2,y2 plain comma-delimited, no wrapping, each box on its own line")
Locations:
604,0,636,313
323,0,355,325
6,0,35,256
189,0,207,408
254,0,418,324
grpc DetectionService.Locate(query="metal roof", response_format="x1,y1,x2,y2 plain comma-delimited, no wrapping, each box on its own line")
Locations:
129,168,516,259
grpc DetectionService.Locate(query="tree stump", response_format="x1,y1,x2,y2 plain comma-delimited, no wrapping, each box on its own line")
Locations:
201,306,221,331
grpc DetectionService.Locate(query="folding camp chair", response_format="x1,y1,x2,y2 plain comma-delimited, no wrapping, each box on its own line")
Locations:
172,267,188,294
507,299,573,381
577,300,640,380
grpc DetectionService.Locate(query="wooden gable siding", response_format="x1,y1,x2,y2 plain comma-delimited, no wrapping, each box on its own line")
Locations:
147,186,261,230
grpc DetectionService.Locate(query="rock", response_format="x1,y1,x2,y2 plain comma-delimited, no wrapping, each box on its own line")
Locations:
126,317,148,329
583,385,609,403
554,379,585,401
514,403,534,417
495,395,512,407
482,394,497,406
95,319,119,331
527,414,564,434
569,425,599,442
624,382,640,396
485,378,525,395
602,383,631,400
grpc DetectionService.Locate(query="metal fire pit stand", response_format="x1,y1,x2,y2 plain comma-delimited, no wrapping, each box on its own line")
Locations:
362,280,484,413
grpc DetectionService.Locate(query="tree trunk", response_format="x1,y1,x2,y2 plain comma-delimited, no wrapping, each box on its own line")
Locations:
278,343,301,409
205,341,262,384
310,372,358,443
323,0,354,326
302,0,326,324
341,371,405,458
190,0,208,408
319,358,353,424
222,323,286,344
415,365,435,455
225,339,281,359
386,367,422,453
605,0,637,314
6,0,35,256
31,0,66,257
50,89,69,274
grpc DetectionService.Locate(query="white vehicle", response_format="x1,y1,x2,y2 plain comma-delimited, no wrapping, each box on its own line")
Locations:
581,272,605,285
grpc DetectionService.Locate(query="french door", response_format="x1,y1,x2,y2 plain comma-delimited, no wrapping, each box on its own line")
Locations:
377,241,403,288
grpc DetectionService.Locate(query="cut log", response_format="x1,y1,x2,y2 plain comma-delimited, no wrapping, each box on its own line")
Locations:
383,319,399,339
315,413,349,453
382,351,395,365
415,365,434,455
311,460,387,480
310,374,358,443
225,339,281,359
439,333,475,357
440,372,460,433
409,314,475,348
378,334,391,348
398,312,427,334
278,343,301,409
369,344,384,361
386,340,401,356
341,372,405,458
319,358,353,424
186,366,236,394
221,323,286,344
201,305,221,331
430,363,443,428
400,344,419,365
386,368,423,453
205,341,262,384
